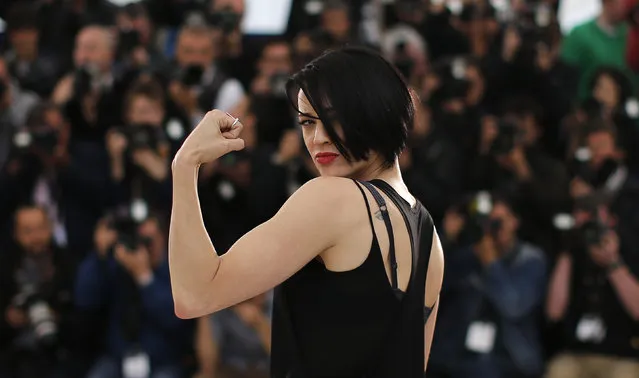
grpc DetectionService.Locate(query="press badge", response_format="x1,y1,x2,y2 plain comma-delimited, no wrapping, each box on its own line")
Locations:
576,314,606,343
465,321,496,353
122,350,150,378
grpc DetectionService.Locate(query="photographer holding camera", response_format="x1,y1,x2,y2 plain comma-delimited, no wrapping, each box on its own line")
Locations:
169,23,245,129
429,194,547,378
0,102,112,260
106,77,173,214
469,98,570,251
250,40,293,97
545,120,639,378
0,56,40,170
115,3,169,74
52,25,125,143
0,205,75,378
545,203,639,377
75,212,194,378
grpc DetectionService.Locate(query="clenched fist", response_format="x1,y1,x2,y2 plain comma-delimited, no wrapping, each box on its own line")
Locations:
174,110,245,167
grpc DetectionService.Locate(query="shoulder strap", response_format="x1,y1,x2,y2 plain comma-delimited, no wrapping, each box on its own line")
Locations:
352,179,376,234
358,181,400,293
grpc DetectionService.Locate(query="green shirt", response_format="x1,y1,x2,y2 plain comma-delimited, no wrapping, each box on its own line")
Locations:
560,18,630,100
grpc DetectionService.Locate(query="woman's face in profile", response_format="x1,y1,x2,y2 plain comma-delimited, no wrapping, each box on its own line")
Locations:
297,90,375,178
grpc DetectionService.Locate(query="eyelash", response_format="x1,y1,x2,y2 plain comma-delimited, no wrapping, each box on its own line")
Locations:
298,119,315,127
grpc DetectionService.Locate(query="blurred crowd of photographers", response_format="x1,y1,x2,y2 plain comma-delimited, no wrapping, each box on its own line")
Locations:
0,0,638,377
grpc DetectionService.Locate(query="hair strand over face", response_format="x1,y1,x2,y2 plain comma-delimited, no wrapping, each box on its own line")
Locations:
286,46,414,168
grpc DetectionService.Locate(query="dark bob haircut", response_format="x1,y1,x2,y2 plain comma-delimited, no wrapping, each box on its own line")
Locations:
286,46,414,167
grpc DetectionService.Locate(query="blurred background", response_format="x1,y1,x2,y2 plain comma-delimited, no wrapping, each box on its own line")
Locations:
0,0,638,377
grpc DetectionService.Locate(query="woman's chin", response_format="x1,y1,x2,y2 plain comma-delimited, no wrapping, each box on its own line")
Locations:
317,166,348,178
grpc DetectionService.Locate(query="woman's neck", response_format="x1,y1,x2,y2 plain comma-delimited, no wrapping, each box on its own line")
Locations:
353,158,396,182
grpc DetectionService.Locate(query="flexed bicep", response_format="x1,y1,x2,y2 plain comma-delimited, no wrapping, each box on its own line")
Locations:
176,177,359,318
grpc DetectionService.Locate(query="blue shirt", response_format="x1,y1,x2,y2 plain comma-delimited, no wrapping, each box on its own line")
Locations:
430,241,547,378
75,252,194,367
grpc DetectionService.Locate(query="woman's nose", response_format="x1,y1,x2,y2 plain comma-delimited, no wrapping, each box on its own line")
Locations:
313,122,331,145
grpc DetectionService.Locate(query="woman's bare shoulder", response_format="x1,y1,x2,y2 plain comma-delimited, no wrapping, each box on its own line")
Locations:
279,177,365,223
288,176,361,203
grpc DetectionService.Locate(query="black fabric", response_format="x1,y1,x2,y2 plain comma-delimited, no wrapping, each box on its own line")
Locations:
359,181,400,295
270,179,435,378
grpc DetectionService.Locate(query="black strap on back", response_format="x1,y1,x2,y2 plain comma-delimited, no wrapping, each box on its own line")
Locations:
357,180,400,292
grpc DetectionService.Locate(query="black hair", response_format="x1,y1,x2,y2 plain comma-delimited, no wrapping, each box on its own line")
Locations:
589,65,634,105
286,46,413,168
500,95,544,125
490,192,517,216
6,3,39,32
583,117,619,144
122,2,148,19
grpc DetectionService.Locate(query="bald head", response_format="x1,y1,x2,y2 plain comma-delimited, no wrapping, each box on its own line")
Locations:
74,26,115,73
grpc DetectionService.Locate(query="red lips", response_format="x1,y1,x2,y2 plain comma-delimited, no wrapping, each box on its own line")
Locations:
315,152,339,165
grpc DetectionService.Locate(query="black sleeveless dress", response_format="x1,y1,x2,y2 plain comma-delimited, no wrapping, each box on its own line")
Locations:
271,179,435,378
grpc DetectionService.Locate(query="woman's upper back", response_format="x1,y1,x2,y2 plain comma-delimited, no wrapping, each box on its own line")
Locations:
271,179,436,378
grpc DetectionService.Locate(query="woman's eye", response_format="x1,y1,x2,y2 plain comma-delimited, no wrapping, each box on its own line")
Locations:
298,119,315,126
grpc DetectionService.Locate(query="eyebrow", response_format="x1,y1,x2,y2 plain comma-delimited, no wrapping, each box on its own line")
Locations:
298,112,320,119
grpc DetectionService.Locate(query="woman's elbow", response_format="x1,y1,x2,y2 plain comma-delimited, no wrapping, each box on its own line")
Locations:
172,291,220,319
174,301,198,319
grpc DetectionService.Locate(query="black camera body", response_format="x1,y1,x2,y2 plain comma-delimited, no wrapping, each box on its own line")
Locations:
177,65,205,87
490,119,522,155
118,29,141,54
108,213,152,252
11,127,59,158
580,217,608,247
208,8,242,34
12,286,57,346
460,192,502,244
571,153,620,189
118,124,164,153
73,66,96,99
465,214,502,244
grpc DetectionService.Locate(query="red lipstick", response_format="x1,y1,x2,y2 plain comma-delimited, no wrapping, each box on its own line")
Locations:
315,152,339,165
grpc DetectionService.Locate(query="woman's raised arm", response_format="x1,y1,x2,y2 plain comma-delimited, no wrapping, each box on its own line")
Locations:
168,112,358,318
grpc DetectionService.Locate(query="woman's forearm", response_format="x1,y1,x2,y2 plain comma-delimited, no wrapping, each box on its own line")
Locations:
169,160,221,317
